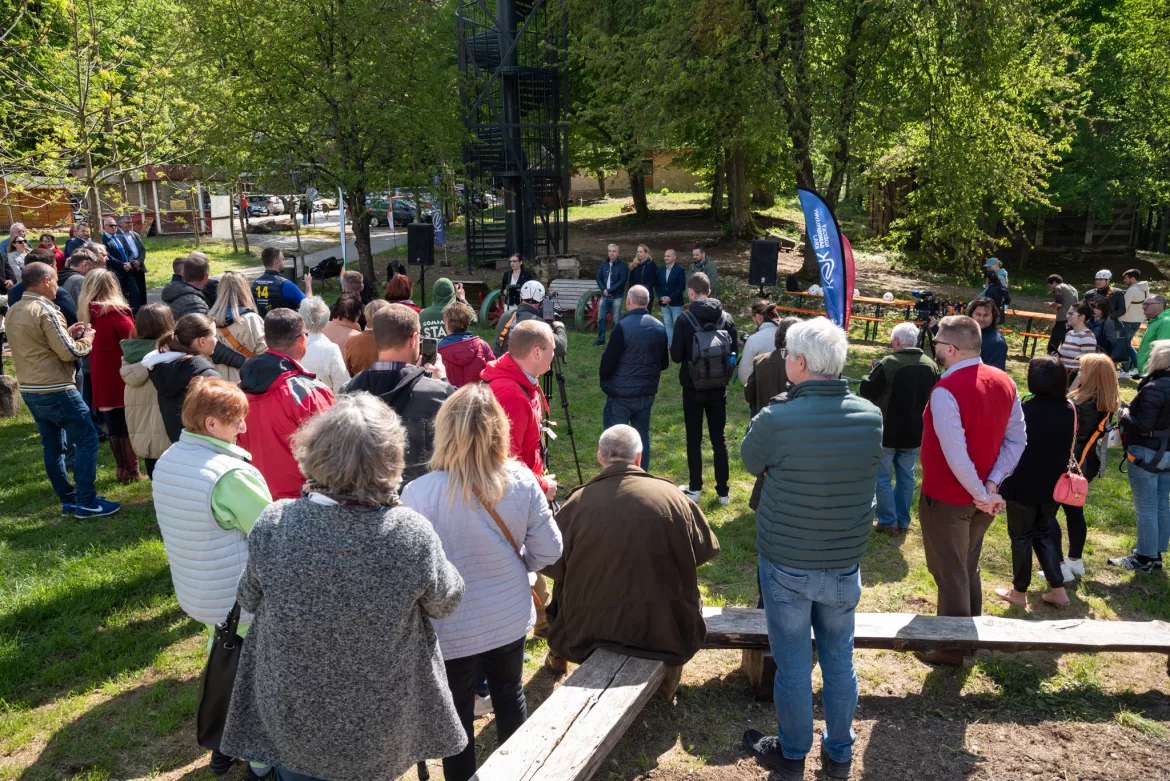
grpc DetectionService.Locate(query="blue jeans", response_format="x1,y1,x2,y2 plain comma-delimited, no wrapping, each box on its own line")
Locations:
760,557,861,763
1121,321,1141,370
21,389,99,507
661,305,684,348
603,394,655,469
596,294,618,341
875,447,918,529
1127,446,1170,556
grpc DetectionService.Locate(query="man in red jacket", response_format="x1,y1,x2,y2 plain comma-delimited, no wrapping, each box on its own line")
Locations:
238,308,336,499
917,315,1025,666
481,319,557,500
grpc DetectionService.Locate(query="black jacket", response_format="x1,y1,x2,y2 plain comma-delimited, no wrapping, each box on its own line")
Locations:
493,303,568,358
149,354,221,442
1125,370,1170,451
858,347,939,449
500,267,534,306
8,283,78,326
670,298,737,399
980,325,1008,371
980,281,1010,322
162,279,210,319
599,308,669,398
1000,394,1075,504
342,365,455,486
1073,396,1106,477
628,260,658,306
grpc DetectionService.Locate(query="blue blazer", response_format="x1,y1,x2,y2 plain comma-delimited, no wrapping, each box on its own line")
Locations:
595,259,628,297
101,231,132,273
657,263,686,305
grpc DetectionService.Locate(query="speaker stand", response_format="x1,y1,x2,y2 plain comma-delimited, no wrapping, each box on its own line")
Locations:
419,265,428,308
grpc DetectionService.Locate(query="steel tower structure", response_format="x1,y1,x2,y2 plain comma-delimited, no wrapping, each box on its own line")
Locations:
457,0,569,266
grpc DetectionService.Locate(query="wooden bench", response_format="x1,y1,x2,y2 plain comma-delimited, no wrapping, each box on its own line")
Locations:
471,650,668,781
1020,331,1051,357
703,607,1170,699
774,305,824,318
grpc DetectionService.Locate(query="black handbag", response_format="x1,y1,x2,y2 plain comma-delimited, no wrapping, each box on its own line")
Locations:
196,602,244,751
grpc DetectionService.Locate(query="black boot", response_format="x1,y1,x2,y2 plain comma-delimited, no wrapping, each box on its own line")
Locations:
209,750,235,775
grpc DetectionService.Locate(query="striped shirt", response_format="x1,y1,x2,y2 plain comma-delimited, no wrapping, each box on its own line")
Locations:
1058,328,1097,371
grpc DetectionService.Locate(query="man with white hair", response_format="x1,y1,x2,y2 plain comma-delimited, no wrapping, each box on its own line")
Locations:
599,284,669,468
741,317,882,781
542,424,720,685
860,322,940,533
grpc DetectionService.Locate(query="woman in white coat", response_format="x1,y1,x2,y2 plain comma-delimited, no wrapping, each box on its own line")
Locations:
739,300,780,384
401,383,562,781
298,296,350,392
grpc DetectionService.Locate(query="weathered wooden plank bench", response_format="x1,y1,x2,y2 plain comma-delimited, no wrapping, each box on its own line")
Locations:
703,606,1170,698
469,609,1170,781
470,649,666,781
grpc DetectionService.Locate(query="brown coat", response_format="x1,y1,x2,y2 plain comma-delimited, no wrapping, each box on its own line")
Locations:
344,330,377,376
542,463,720,665
744,349,789,510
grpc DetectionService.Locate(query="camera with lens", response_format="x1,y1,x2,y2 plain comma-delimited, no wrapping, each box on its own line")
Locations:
983,268,998,284
911,290,942,321
541,290,562,322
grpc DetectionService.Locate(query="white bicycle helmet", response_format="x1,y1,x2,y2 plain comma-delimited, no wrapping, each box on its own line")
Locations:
1095,269,1112,280
808,284,823,295
520,280,546,302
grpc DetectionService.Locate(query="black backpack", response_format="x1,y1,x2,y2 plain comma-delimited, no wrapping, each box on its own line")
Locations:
685,312,733,390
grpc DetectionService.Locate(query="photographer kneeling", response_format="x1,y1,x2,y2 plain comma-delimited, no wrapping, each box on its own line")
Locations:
493,280,567,359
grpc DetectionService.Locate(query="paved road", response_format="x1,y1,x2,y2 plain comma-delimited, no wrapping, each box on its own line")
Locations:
145,226,408,304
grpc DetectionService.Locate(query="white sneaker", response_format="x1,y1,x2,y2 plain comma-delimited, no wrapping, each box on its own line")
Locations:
679,485,701,502
1039,562,1077,583
1064,557,1085,577
474,695,494,717
718,494,730,506
1118,369,1131,379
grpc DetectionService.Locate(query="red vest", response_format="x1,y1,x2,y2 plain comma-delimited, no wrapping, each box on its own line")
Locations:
920,362,1017,505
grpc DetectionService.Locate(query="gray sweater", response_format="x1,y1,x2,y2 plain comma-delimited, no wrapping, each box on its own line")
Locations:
220,497,467,780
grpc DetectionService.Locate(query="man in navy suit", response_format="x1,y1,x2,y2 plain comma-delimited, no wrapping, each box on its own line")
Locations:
117,215,147,311
100,216,140,310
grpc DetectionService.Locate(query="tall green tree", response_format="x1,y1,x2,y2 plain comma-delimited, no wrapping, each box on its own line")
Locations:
180,0,459,281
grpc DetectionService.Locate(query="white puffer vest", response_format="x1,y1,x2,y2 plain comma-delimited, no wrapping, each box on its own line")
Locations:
152,432,263,625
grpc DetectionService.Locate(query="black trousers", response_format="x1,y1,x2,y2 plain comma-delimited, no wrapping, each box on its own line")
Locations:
1005,499,1065,592
1047,321,1069,354
1051,460,1096,560
682,388,729,496
442,636,528,781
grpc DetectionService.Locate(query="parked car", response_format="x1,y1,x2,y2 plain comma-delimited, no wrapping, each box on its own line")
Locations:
368,197,433,227
246,195,269,217
247,194,285,215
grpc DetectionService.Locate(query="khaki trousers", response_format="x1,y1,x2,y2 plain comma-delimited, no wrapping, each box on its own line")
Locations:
533,573,551,626
919,494,994,618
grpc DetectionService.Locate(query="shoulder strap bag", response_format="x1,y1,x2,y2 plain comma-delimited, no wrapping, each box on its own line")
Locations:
196,601,243,751
474,489,543,613
1054,401,1089,507
217,326,257,358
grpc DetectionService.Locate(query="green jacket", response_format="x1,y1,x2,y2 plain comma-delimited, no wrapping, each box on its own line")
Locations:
1138,309,1170,375
687,257,718,298
858,347,939,449
418,278,476,340
741,379,883,570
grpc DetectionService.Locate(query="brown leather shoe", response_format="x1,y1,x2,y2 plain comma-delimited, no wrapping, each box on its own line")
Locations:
913,648,965,667
545,652,568,675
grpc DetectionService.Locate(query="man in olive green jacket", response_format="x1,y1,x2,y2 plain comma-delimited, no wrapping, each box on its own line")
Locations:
741,317,882,781
688,247,718,298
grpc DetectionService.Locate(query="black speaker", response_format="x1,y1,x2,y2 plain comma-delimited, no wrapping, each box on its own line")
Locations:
407,222,435,266
749,239,779,287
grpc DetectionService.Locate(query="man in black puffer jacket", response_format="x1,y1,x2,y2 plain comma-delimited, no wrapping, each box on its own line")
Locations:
670,272,737,504
599,285,669,469
342,303,454,487
161,253,245,371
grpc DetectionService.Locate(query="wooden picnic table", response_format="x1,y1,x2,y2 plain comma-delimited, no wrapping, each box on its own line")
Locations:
1004,308,1057,357
790,291,919,341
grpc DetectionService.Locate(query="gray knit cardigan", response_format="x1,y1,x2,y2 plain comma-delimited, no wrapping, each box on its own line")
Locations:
219,498,467,780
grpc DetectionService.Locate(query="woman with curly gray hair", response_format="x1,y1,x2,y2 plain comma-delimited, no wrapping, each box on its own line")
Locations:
220,393,467,781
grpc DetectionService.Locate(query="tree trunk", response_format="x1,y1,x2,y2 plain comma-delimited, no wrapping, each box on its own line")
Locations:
1159,205,1169,254
711,155,725,221
777,0,816,192
596,173,607,198
726,144,756,239
236,181,250,255
351,185,375,282
628,166,649,219
825,0,869,209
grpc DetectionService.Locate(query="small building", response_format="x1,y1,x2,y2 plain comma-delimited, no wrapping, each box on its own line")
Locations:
570,151,699,198
0,176,74,231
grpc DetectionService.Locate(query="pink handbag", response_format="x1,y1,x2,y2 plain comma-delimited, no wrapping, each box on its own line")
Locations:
1053,401,1089,507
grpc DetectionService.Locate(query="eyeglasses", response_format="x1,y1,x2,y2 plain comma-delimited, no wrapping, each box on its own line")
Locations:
933,340,956,349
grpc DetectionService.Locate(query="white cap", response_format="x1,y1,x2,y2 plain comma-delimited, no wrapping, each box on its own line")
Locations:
520,280,546,302
808,284,823,295
882,291,894,302
1096,269,1112,280
853,288,860,298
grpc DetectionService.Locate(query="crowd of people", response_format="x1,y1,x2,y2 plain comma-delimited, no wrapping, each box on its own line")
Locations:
6,227,1170,781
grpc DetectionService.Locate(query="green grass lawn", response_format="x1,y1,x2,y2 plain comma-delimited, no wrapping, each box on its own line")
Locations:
5,210,1170,779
